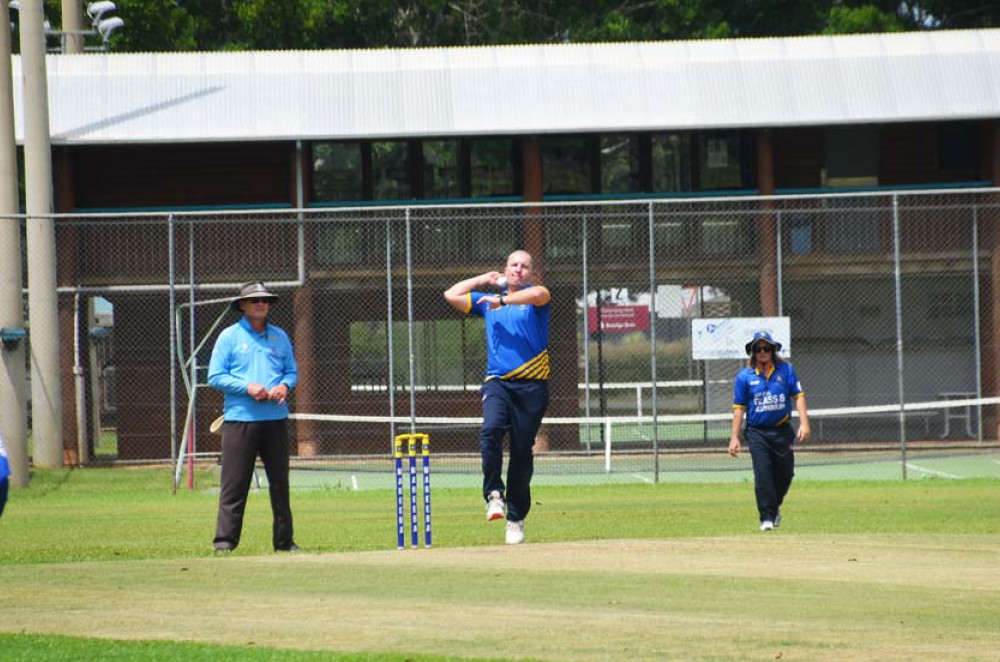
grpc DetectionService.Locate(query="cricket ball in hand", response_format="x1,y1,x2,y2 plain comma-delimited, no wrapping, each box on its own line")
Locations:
496,276,507,288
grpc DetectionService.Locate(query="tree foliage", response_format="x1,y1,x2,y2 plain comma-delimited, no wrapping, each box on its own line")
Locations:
51,1,1000,52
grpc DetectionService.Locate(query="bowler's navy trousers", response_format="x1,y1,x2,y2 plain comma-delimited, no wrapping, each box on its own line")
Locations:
480,379,549,522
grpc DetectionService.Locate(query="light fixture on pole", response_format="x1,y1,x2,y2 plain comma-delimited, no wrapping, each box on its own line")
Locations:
8,0,124,52
95,16,123,46
84,1,124,50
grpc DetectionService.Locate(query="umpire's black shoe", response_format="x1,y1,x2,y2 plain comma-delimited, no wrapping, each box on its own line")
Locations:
275,543,301,553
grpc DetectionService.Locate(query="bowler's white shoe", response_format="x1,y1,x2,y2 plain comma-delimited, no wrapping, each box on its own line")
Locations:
486,491,506,521
760,520,775,532
505,520,525,545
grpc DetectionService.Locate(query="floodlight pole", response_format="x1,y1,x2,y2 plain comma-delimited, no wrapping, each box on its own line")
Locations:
0,0,29,487
20,0,64,468
62,0,85,53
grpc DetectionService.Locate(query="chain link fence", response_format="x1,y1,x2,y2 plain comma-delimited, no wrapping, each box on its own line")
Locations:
7,189,1000,481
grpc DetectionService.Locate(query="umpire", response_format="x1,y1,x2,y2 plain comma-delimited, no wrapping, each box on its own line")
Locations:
208,281,299,553
728,331,810,531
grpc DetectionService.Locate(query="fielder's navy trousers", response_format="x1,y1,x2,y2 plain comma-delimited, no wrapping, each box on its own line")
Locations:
480,379,549,522
745,423,796,523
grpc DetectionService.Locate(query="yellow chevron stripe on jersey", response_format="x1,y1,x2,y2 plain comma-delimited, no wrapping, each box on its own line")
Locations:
500,350,549,381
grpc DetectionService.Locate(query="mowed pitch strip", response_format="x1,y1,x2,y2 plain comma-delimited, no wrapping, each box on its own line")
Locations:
3,535,1000,661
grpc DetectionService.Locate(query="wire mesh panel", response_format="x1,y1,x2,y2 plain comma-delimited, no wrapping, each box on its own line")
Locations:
6,191,999,481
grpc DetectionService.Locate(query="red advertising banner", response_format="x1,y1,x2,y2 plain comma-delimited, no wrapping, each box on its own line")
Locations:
587,305,650,333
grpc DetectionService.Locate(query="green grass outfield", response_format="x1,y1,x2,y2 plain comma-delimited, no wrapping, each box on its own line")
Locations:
2,468,999,661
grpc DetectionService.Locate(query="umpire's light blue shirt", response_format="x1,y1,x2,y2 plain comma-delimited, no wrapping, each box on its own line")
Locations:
208,316,298,422
733,362,803,427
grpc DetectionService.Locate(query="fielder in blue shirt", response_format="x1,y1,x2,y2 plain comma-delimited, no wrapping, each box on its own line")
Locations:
729,331,811,532
0,429,10,519
208,281,299,553
445,249,551,545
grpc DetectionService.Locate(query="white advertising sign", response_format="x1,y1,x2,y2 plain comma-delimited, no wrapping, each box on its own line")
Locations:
691,317,791,360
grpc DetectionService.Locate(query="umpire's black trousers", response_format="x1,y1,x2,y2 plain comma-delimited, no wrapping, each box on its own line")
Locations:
214,419,294,551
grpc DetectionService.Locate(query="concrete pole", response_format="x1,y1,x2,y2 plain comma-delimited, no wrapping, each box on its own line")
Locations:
62,0,85,54
20,0,64,468
0,0,30,487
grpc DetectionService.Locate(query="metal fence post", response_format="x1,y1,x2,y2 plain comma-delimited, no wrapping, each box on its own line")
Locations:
386,215,397,444
648,201,659,483
187,218,197,489
168,213,176,467
972,201,984,444
582,214,591,453
892,193,907,479
405,208,417,434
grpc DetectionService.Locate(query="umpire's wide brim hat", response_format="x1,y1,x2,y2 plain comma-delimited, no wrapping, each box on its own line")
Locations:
745,331,782,355
230,281,279,312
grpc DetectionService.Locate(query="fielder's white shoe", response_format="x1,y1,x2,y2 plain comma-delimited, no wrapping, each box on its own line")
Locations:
760,520,775,532
486,491,506,521
774,511,782,528
505,520,525,545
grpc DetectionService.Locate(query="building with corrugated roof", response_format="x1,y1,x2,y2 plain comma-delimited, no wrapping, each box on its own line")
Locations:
14,30,1000,460
14,28,998,211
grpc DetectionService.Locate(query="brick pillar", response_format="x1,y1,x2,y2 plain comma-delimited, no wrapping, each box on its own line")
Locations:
756,129,779,316
521,136,549,451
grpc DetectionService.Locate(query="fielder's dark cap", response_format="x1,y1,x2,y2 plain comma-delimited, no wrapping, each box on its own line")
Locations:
231,281,279,312
745,331,782,355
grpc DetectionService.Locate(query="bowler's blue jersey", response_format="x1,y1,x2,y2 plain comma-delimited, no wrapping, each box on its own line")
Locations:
465,288,550,380
733,361,803,427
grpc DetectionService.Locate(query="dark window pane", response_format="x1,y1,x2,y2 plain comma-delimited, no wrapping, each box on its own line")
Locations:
471,139,515,197
542,136,592,195
824,126,878,187
372,141,411,200
312,142,363,202
652,133,692,192
699,133,744,190
937,122,977,172
423,140,460,199
600,135,641,194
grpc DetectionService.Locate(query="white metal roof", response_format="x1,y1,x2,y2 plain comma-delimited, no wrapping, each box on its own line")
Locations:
12,29,1000,145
